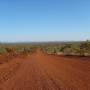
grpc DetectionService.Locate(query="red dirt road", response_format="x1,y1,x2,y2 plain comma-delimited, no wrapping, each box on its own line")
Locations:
0,50,90,90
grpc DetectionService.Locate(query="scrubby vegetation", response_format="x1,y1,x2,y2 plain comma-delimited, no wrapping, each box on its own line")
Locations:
0,44,37,64
0,44,37,56
0,40,90,58
43,40,90,56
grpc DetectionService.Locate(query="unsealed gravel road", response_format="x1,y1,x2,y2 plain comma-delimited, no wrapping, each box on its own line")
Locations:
0,50,90,90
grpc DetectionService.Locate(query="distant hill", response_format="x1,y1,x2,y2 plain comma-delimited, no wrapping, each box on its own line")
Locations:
0,41,85,46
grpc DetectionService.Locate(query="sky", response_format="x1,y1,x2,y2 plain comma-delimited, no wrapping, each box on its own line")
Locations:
0,0,90,42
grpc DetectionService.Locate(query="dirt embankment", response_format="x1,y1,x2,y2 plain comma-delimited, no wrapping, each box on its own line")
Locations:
0,50,90,90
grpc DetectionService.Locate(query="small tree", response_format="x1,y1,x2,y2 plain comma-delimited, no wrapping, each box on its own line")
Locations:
79,40,90,56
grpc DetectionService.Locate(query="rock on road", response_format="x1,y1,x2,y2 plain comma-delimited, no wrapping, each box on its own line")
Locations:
0,50,90,90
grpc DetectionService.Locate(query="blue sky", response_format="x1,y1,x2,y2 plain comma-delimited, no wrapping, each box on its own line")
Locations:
0,0,90,42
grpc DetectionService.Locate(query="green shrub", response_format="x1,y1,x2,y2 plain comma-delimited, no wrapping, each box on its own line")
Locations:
0,48,7,55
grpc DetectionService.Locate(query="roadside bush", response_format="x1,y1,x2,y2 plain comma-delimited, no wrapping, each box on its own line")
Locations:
43,40,90,56
0,48,7,55
79,41,90,56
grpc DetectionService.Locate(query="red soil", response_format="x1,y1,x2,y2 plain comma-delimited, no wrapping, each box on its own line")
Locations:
0,50,90,90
